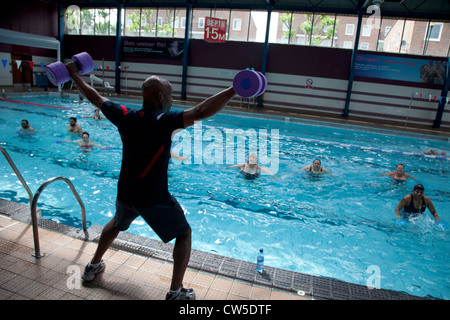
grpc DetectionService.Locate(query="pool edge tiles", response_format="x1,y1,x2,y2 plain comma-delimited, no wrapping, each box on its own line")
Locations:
0,198,428,300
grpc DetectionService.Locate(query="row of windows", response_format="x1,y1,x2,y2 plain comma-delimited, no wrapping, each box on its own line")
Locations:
64,7,450,57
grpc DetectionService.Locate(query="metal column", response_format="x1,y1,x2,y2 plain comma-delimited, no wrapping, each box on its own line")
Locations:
433,56,450,129
181,5,192,100
114,5,123,95
343,10,363,119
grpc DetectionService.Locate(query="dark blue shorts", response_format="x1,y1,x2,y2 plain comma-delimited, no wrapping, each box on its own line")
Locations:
114,196,190,243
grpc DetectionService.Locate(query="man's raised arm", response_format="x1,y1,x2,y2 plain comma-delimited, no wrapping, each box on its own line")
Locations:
183,87,235,128
66,62,109,110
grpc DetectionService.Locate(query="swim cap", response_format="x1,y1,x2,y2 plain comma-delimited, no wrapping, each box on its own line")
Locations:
413,184,425,191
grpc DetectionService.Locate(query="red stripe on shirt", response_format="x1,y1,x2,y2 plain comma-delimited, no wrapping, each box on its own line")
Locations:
139,144,165,179
120,105,128,115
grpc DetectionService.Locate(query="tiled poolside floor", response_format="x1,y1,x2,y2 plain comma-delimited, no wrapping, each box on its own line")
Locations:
0,198,427,301
0,210,305,300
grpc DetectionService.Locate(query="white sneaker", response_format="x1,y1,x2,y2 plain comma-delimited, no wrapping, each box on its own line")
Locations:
165,287,196,300
82,260,105,281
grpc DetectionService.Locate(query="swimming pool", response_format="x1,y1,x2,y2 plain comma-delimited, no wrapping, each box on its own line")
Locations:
1,95,449,299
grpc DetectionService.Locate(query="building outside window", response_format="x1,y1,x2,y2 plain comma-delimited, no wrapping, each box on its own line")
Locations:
64,7,449,57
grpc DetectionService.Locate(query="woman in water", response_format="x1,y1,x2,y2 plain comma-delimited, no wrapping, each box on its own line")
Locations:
301,159,331,175
378,163,417,182
226,153,278,180
60,131,105,152
395,184,440,222
82,109,106,120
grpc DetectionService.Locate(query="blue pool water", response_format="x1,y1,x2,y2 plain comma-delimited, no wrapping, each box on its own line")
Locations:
1,95,449,299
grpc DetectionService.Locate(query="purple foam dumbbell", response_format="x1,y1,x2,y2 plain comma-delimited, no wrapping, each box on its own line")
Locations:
71,52,94,75
45,62,70,86
233,69,267,98
45,51,94,86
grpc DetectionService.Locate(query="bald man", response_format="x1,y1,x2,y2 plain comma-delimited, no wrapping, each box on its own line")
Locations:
66,62,235,300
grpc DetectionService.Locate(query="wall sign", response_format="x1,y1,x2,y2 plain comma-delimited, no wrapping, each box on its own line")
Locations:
122,39,184,60
204,17,227,43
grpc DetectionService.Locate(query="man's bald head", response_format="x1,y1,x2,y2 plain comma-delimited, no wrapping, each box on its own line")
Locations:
142,76,173,111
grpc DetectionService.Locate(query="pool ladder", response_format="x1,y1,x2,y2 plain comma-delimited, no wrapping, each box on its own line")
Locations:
1,146,87,258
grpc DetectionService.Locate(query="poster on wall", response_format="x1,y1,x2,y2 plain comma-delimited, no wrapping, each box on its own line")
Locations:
354,53,446,85
122,39,184,60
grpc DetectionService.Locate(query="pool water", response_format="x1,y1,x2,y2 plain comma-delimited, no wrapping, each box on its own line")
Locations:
1,95,449,299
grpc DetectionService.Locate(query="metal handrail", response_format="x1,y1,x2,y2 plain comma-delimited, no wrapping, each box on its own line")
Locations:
0,146,33,207
1,146,87,258
31,176,87,258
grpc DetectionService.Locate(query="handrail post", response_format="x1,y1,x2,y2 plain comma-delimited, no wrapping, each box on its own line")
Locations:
31,177,87,258
30,194,44,258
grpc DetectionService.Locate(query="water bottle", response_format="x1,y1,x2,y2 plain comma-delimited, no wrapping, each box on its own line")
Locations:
256,248,264,273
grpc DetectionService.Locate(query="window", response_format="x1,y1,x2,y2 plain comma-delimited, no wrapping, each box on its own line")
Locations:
229,10,248,41
173,9,186,38
198,17,205,29
94,9,110,35
65,6,80,34
157,8,176,38
249,10,267,42
272,11,294,44
427,22,443,41
379,18,404,53
191,8,210,39
362,25,371,37
311,13,336,47
333,15,357,49
345,24,354,35
81,9,95,35
233,19,242,31
359,42,369,50
424,21,449,56
109,8,117,35
140,9,155,37
283,12,306,46
124,8,141,36
64,7,449,57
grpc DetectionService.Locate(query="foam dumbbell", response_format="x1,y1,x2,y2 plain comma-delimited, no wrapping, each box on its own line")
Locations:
45,52,94,86
233,69,267,98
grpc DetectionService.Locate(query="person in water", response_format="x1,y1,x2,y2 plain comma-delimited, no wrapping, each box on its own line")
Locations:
378,163,417,182
61,131,105,150
422,148,446,156
395,184,440,222
301,159,331,175
20,119,35,132
226,153,278,179
68,117,83,134
82,109,106,120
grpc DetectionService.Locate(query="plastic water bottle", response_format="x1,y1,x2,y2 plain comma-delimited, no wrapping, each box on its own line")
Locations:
256,248,264,273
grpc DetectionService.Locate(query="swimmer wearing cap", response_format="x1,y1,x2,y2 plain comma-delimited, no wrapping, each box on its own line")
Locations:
395,184,440,222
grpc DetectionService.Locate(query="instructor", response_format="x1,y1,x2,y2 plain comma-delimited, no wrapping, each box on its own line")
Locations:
66,61,235,300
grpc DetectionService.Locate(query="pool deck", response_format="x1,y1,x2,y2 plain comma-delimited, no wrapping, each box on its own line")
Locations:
0,198,426,301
